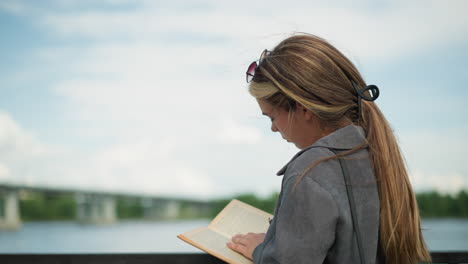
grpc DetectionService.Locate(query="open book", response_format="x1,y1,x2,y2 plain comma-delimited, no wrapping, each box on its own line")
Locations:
177,199,273,264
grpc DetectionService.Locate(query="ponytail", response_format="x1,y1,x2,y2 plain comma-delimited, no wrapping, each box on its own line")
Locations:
360,101,431,264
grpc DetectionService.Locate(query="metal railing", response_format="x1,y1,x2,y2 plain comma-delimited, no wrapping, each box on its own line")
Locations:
0,252,467,264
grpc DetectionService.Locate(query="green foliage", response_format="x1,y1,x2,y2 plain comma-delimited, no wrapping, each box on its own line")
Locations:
0,197,5,217
211,190,468,219
209,192,280,218
20,192,75,221
116,198,144,219
416,190,468,218
15,190,468,221
177,201,212,219
456,190,468,217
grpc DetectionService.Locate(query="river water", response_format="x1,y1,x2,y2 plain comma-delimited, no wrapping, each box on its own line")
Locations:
0,219,466,253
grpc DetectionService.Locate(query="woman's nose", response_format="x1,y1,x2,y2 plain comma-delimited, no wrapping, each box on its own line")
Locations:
271,123,278,132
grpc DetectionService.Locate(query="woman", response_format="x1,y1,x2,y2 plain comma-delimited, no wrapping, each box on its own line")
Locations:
226,34,431,264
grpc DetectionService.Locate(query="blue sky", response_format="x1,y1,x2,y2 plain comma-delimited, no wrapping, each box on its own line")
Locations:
0,0,467,198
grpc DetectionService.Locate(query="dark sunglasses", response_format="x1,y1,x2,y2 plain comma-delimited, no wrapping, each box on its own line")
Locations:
246,49,271,83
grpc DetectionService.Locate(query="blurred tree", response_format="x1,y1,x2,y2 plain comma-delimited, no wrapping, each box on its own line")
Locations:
116,197,144,219
20,191,75,220
13,189,468,221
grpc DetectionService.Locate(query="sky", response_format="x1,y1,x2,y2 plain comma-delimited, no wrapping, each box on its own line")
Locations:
0,0,467,199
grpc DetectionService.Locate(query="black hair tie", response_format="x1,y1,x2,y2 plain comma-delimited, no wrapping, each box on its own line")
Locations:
351,81,380,121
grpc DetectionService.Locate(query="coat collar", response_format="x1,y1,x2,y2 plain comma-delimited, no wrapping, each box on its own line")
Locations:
276,125,367,176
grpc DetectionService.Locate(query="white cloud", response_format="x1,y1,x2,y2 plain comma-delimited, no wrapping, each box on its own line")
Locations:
1,0,467,197
44,133,294,198
33,0,468,63
32,1,468,196
291,0,468,62
41,11,150,38
398,128,468,193
0,111,61,187
0,111,48,160
410,170,466,194
57,139,217,198
217,120,262,144
0,1,29,15
0,163,11,180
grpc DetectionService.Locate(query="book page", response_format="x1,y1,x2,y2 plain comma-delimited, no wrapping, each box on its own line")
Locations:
210,200,272,237
178,226,253,264
178,200,273,264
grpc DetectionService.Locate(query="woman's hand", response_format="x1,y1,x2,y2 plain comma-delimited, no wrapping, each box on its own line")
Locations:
226,232,266,260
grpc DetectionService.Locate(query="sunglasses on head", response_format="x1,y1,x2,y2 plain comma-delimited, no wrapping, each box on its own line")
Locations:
246,49,271,83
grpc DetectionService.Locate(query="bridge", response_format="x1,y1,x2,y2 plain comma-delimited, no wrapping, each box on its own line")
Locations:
0,183,211,229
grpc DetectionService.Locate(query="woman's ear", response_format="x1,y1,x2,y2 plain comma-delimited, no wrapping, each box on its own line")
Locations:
296,103,314,121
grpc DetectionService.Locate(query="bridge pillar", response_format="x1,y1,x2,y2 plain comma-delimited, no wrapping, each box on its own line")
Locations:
182,201,212,218
164,200,181,219
0,189,21,230
142,199,181,220
75,193,116,224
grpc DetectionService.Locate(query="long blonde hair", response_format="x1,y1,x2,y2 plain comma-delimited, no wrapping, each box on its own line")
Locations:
249,34,431,264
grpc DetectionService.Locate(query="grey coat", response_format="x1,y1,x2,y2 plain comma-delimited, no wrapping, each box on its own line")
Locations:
252,125,382,264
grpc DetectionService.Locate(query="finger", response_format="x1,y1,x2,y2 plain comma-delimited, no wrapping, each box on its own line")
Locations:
231,234,242,241
226,242,248,256
231,234,243,242
233,234,246,238
232,236,248,245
